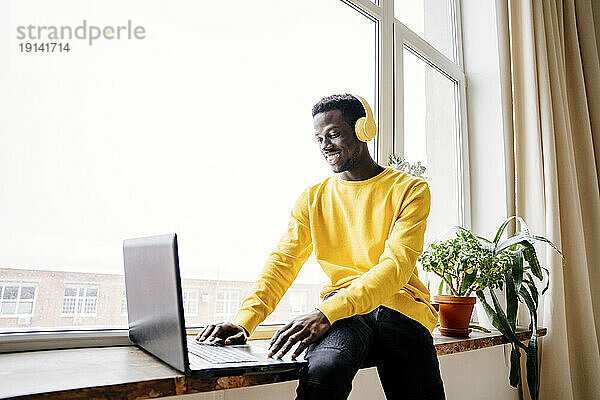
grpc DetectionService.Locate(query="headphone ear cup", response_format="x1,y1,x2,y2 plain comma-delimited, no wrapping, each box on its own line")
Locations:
355,117,369,142
364,118,376,141
353,95,377,142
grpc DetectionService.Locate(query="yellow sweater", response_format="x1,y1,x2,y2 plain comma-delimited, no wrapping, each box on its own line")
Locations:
233,167,438,335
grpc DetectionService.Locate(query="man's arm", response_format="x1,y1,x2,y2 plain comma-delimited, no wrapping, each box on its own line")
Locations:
196,188,313,344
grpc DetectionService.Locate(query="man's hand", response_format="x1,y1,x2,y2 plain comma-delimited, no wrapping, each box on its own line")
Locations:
268,309,331,360
195,322,248,345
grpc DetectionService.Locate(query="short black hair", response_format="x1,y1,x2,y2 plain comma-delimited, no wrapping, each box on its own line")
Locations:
311,93,365,128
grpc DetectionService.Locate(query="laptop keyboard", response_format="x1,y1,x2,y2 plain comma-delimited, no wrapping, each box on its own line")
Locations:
187,338,261,364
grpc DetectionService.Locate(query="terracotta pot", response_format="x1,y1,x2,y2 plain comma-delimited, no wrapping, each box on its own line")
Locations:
432,295,476,338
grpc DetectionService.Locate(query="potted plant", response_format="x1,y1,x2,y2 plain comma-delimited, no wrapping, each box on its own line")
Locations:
474,216,563,400
418,229,512,337
421,217,563,400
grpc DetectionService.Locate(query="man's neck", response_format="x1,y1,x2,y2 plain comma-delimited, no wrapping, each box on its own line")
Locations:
338,160,385,181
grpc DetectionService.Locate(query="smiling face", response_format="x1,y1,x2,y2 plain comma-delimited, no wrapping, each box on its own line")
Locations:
313,109,365,174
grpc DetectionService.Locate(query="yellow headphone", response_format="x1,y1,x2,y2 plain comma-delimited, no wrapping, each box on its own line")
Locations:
353,95,377,142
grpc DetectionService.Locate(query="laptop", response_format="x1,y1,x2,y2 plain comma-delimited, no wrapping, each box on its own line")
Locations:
123,233,307,377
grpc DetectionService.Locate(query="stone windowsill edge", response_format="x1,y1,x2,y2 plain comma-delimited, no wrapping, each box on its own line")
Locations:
2,328,546,400
433,327,547,356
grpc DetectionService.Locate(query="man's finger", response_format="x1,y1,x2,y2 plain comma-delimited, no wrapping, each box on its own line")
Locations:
269,322,292,349
275,330,309,359
268,324,297,356
268,324,302,357
291,336,313,360
207,324,225,342
197,324,215,342
224,331,245,345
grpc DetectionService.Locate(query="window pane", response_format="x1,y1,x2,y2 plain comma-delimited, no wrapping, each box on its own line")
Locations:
17,302,33,315
84,298,97,314
20,286,35,299
3,286,18,300
395,0,455,61
403,47,460,242
1,302,16,315
0,0,374,331
402,47,461,290
62,298,76,314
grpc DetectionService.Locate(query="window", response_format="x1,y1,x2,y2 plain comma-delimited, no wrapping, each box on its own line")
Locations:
289,291,309,316
182,289,199,316
61,286,99,316
0,282,37,317
391,0,468,289
0,0,466,337
121,292,127,316
394,0,457,61
214,290,240,322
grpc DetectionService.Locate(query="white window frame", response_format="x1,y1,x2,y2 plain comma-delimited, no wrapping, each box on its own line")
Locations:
61,284,99,317
1,0,469,351
0,281,38,318
345,0,470,227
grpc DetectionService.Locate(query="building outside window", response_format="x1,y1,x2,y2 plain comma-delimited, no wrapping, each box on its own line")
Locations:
121,292,127,316
0,282,37,317
214,290,240,322
289,291,309,316
182,289,199,316
61,286,99,316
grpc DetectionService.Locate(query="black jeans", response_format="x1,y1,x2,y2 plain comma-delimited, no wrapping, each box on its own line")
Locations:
296,293,445,400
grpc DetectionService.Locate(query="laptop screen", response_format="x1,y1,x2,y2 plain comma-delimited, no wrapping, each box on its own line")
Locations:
123,233,189,372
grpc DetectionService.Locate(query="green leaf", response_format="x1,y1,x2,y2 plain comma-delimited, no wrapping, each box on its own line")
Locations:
460,271,476,296
476,235,492,244
476,290,527,350
438,278,445,295
519,286,539,400
509,344,521,388
512,251,524,293
495,234,530,255
493,217,515,245
505,272,518,330
490,289,527,350
532,235,564,259
523,273,539,310
541,267,550,295
522,242,543,280
469,324,491,333
493,216,529,245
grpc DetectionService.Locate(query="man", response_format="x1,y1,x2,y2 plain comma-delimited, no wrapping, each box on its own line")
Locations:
197,94,445,399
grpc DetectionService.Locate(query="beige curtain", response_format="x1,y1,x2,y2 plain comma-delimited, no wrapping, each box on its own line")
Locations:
496,0,600,398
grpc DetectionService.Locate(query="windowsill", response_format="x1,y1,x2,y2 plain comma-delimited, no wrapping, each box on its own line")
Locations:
0,327,546,399
0,324,284,353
